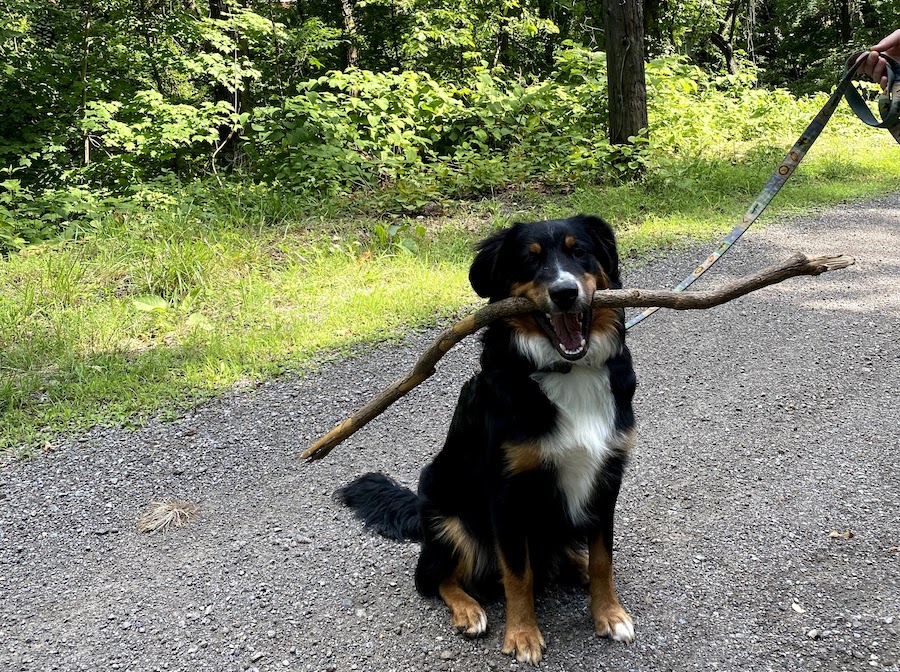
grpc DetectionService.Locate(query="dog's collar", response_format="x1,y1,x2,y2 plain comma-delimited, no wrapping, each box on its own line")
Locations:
536,362,573,374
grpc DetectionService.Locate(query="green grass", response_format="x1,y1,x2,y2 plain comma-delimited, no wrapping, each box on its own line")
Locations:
2,128,899,456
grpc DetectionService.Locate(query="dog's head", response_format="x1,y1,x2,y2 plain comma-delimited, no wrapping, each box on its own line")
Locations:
469,215,622,363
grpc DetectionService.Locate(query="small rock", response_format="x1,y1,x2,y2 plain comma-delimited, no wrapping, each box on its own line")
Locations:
807,629,820,640
250,652,266,662
439,650,455,660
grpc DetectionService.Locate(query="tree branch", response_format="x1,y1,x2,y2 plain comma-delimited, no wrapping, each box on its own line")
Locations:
301,253,853,462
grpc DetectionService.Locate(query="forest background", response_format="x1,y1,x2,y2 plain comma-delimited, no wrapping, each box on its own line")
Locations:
1,0,899,453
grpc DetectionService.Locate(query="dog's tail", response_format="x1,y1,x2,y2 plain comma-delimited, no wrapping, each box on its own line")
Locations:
335,473,422,542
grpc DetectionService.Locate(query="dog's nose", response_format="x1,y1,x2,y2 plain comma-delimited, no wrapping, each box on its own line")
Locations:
549,280,579,311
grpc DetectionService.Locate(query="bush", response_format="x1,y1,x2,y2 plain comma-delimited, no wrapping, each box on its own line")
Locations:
1,46,871,253
249,44,615,199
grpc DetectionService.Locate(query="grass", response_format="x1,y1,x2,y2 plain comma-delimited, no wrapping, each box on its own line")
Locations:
2,127,899,457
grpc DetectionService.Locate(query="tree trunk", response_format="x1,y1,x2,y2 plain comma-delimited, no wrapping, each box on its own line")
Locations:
537,0,556,71
340,0,359,68
80,0,92,167
710,0,741,75
604,0,648,144
209,0,232,146
838,0,851,42
710,32,737,75
643,0,663,46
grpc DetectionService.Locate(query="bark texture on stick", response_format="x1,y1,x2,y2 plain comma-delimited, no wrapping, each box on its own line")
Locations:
301,253,852,462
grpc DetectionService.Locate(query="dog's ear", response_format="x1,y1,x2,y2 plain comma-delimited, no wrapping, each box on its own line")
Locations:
469,228,508,299
579,215,621,289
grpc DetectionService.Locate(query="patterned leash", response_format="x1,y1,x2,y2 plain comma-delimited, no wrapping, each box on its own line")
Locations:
625,50,900,330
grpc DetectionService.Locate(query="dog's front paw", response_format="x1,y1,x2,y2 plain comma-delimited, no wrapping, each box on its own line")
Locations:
593,605,634,644
449,601,487,637
502,624,546,665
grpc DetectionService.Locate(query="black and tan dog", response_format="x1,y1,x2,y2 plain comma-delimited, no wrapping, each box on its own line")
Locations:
338,215,637,664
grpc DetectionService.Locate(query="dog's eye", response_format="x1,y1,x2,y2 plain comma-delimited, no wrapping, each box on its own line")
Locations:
572,247,586,259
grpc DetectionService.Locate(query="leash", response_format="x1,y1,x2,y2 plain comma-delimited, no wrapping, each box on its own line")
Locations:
625,51,900,330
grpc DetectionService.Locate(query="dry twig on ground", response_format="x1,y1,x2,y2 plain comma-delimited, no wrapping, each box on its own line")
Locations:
136,499,199,534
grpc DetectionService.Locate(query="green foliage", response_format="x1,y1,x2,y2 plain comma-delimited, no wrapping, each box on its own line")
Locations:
81,94,239,183
1,0,898,255
3,130,900,454
251,45,613,199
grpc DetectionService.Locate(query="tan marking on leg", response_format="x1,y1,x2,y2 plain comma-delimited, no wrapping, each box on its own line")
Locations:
439,564,487,637
434,517,478,583
564,547,590,585
589,536,634,643
499,548,545,665
503,442,543,475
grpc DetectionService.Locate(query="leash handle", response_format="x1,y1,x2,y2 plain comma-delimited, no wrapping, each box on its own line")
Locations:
625,50,900,331
843,51,900,137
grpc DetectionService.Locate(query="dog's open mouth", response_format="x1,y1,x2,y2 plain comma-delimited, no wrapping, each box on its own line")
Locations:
534,310,592,361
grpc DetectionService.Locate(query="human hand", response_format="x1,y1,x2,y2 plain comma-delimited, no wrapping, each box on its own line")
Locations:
857,29,900,90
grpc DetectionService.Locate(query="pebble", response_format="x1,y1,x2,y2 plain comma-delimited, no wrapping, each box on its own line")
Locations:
806,629,820,640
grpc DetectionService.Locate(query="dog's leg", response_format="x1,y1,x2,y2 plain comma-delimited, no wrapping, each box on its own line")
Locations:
498,545,545,665
420,514,489,637
588,496,634,644
558,546,590,585
438,564,487,637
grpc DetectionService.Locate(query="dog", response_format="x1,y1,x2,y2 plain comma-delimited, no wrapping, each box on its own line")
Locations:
337,214,637,665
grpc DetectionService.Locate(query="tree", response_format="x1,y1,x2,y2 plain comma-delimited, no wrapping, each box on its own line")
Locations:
603,0,648,144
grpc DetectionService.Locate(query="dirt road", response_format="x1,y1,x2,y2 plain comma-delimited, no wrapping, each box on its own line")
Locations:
2,195,899,672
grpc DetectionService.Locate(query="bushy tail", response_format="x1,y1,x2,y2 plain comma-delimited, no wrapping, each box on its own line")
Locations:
335,473,422,542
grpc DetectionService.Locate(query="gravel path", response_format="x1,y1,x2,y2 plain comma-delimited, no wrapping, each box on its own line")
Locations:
2,195,899,672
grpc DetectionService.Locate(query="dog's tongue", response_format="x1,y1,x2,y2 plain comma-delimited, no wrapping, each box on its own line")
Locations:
550,313,583,350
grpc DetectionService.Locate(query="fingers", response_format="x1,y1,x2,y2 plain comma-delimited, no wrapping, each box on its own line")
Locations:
857,46,892,92
871,29,900,55
872,56,887,86
856,50,883,85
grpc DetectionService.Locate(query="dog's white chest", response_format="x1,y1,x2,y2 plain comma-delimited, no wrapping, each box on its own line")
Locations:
532,366,618,524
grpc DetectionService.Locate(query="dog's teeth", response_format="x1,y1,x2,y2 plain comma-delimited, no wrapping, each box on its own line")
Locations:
580,338,586,346
558,343,564,350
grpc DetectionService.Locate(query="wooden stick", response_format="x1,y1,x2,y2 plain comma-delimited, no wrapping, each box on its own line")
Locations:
301,253,853,461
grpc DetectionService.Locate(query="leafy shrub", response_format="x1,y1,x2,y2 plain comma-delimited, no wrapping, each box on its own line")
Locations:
81,93,243,185
0,180,138,254
249,43,616,199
